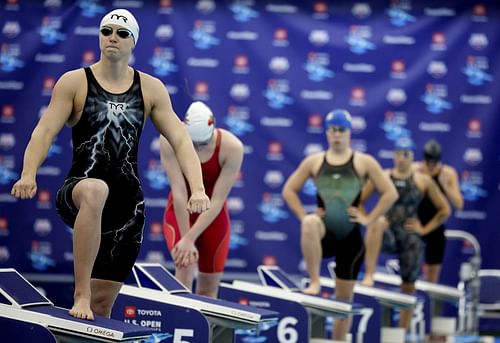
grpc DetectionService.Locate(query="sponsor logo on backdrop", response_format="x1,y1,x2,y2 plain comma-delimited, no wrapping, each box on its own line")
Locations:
37,190,52,209
269,56,290,74
266,4,298,13
351,139,367,152
466,119,482,138
28,241,55,271
263,79,293,109
0,167,15,190
352,3,372,18
472,4,487,22
460,171,487,202
346,25,376,54
1,105,15,124
418,122,451,132
468,33,488,50
255,230,287,241
390,59,406,79
431,32,447,51
230,2,259,22
34,219,52,236
224,106,254,136
233,54,249,74
304,52,334,81
77,1,106,17
33,51,61,65
257,193,288,223
307,113,323,133
300,90,333,100
264,170,284,188
343,62,375,73
150,47,178,76
260,116,293,128
0,133,15,150
229,233,248,250
386,88,407,106
0,246,10,263
272,28,289,47
266,141,283,161
0,217,9,236
227,196,244,214
382,35,415,45
196,0,216,14
386,4,416,27
230,83,250,101
42,77,56,96
190,20,219,49
155,24,174,41
427,60,447,78
309,29,329,46
148,222,164,242
312,1,329,19
350,87,366,106
158,0,173,14
463,148,482,166
304,143,324,156
301,178,317,197
462,56,492,86
421,83,452,114
460,94,492,105
2,21,21,38
380,112,410,141
424,7,455,16
0,43,24,72
194,81,209,100
351,116,366,134
226,30,258,40
145,160,168,190
81,50,96,66
39,16,66,45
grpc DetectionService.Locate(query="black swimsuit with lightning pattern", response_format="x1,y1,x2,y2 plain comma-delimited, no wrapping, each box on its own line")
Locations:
56,67,145,282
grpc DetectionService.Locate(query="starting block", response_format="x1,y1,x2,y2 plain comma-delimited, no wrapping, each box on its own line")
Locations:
0,268,154,342
113,263,279,343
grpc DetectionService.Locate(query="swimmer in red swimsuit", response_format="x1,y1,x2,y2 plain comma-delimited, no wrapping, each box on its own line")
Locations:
160,101,244,298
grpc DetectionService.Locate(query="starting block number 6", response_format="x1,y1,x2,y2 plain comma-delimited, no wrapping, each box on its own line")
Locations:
277,316,299,343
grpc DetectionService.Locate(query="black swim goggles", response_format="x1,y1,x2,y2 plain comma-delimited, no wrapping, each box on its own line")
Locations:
100,26,133,39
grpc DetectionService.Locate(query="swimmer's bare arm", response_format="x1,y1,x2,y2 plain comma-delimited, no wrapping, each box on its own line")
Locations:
159,136,197,267
282,153,320,221
11,70,79,199
405,174,450,235
440,166,464,210
159,136,190,236
349,156,398,226
145,74,209,213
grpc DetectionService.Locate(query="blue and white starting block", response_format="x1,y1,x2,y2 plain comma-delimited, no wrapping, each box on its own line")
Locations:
0,268,154,342
111,263,279,343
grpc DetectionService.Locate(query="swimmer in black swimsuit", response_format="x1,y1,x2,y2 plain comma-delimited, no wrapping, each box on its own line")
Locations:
361,138,450,330
11,9,209,320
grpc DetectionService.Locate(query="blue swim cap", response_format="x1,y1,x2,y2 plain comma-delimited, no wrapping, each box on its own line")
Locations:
324,109,352,131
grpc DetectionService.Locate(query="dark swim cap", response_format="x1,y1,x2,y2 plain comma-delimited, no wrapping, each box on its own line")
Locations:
423,139,442,163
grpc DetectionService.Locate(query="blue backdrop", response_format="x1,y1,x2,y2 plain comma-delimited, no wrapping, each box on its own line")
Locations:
0,0,499,299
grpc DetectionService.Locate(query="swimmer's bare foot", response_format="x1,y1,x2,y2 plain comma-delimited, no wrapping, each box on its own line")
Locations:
69,297,94,320
361,276,374,287
302,282,321,295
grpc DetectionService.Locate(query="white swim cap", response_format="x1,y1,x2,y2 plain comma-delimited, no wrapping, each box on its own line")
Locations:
184,102,215,143
100,9,139,46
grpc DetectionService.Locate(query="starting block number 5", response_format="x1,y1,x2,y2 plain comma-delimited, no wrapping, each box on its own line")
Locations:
173,329,194,343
